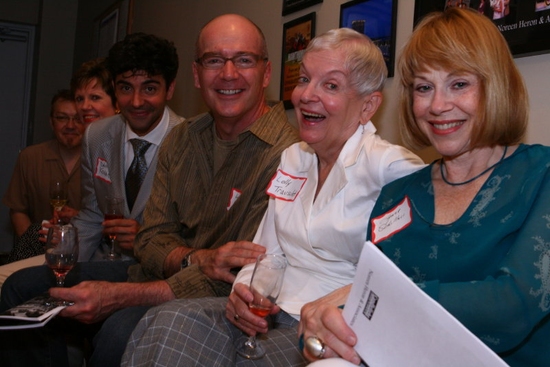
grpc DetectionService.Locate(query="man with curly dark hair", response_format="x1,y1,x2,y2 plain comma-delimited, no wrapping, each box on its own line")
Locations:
0,32,184,367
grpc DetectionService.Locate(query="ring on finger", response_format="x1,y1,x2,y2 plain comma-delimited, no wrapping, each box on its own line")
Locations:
305,336,325,359
234,313,240,321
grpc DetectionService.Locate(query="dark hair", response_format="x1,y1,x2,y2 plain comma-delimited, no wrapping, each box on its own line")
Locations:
70,58,116,107
50,89,74,116
107,32,179,88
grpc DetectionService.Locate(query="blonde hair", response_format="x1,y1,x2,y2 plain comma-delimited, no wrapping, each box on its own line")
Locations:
398,8,528,150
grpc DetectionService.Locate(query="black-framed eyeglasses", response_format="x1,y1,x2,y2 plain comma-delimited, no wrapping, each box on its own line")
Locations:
53,115,83,125
195,53,268,70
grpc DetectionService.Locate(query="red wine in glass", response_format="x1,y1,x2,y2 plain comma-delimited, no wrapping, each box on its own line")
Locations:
104,213,123,240
236,254,287,359
45,225,79,287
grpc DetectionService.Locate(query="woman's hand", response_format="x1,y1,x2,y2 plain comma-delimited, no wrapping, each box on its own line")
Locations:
226,283,280,336
299,286,361,364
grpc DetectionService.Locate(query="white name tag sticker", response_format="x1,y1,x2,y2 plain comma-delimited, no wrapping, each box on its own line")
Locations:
371,196,413,244
266,169,307,202
94,157,111,183
227,188,242,211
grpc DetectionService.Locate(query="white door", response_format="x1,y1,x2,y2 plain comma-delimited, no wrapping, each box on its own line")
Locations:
0,22,35,253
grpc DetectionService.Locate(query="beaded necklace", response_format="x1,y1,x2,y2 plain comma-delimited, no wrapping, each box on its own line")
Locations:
440,146,508,186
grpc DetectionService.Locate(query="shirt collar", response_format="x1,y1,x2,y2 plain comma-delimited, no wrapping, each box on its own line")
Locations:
125,106,170,146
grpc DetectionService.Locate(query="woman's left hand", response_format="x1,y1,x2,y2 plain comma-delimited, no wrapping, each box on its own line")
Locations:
299,287,361,364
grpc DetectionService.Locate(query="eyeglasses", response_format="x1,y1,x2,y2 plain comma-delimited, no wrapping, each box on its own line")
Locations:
195,53,267,70
53,115,83,125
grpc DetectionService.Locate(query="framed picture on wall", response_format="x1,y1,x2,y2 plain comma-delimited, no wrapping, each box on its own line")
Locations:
414,1,550,57
282,0,323,16
340,0,398,77
94,0,134,57
280,12,316,109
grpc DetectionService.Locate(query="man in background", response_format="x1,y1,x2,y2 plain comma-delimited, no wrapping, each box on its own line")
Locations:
2,89,83,261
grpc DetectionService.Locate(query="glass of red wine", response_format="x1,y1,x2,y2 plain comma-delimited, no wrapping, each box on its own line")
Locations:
236,254,287,359
45,225,78,287
103,196,124,260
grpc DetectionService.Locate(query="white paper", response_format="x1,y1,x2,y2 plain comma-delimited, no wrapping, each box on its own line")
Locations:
343,242,508,367
0,293,69,330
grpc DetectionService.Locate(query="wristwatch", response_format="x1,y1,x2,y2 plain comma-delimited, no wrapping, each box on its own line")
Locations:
181,249,198,270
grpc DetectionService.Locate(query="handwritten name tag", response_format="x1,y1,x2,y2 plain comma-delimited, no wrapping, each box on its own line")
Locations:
266,169,307,202
94,158,111,183
371,196,412,244
227,188,242,211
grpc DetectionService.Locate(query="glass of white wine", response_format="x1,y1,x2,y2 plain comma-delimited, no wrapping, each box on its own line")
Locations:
50,179,68,223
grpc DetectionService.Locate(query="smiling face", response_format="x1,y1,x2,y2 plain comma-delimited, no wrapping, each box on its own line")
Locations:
50,99,85,150
193,15,271,129
291,49,380,159
114,70,175,136
412,67,480,158
74,78,117,125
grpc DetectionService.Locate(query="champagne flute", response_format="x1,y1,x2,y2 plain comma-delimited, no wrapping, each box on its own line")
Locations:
50,179,68,223
104,196,124,260
236,254,287,359
45,225,79,287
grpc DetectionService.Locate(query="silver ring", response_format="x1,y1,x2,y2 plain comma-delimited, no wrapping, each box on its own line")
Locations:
234,314,240,321
305,336,325,359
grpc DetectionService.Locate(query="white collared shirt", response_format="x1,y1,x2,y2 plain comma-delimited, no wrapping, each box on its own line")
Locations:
124,107,170,174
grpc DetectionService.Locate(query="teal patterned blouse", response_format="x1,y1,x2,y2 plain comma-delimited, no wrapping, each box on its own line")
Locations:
367,144,550,367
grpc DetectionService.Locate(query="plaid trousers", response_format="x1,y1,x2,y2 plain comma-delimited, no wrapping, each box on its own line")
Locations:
122,297,308,367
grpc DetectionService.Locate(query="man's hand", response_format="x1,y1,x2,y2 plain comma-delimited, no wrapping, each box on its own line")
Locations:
49,280,175,324
49,281,122,324
194,241,266,284
55,205,79,224
102,218,140,250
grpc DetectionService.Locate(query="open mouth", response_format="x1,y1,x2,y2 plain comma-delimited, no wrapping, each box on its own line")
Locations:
301,110,325,122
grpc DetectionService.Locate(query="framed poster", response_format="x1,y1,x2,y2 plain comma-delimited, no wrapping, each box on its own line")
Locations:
414,1,550,57
282,0,323,16
340,0,398,77
280,12,316,109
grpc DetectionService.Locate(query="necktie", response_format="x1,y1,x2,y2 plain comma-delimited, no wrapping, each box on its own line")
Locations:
125,139,152,211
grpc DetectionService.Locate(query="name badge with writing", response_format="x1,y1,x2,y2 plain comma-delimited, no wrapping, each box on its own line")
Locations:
227,188,242,211
94,158,111,183
266,169,307,202
371,196,412,244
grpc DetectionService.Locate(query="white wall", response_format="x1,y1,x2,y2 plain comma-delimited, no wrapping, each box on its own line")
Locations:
132,0,550,162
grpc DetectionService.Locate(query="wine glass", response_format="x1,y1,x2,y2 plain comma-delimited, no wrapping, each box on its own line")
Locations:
45,225,79,287
236,254,287,359
103,196,124,260
49,179,67,223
